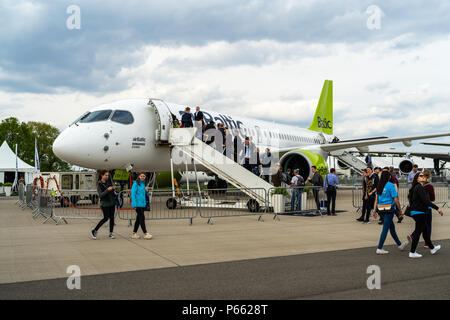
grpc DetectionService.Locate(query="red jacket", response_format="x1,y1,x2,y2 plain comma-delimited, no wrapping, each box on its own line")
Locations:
424,183,435,202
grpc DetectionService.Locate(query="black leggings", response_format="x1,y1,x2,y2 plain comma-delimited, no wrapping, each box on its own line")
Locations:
133,207,148,233
411,214,434,253
95,206,115,233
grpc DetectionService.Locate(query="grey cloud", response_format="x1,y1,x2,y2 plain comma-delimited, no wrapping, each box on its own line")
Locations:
1,0,450,94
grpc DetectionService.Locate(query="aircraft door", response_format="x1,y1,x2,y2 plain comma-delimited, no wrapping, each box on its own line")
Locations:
149,99,173,143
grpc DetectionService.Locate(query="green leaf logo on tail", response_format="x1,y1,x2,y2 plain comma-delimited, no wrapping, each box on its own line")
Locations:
308,80,333,135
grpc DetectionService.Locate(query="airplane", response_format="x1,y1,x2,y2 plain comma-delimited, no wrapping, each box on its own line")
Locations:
345,148,450,175
52,80,450,182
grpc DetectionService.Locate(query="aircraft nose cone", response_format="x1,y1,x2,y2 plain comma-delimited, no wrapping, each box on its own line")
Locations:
52,131,70,161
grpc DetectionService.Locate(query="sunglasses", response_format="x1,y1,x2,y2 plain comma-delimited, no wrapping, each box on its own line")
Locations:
418,174,425,177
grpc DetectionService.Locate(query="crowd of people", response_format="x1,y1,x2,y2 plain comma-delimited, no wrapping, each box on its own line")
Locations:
356,163,444,258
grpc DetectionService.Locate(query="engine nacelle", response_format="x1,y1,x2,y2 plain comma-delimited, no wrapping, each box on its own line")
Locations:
279,150,328,180
399,159,414,174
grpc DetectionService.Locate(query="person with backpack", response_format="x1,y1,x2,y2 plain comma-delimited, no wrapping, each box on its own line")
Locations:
290,169,305,212
407,169,435,247
91,170,116,240
357,169,368,222
307,165,323,214
372,171,408,254
131,172,153,240
407,172,443,258
323,168,339,216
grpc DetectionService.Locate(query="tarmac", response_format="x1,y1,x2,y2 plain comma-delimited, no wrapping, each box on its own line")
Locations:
1,189,449,299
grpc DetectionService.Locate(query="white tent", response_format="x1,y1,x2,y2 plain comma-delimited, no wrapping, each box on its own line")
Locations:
0,141,34,184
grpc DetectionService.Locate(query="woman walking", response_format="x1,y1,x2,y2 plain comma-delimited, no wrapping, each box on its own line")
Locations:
407,169,435,247
373,171,408,254
407,172,443,258
131,173,152,240
91,170,116,239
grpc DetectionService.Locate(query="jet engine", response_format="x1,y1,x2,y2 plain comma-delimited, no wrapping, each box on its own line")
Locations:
399,159,414,174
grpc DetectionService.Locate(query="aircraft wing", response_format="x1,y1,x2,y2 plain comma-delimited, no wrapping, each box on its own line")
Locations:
319,132,450,153
421,142,450,147
348,149,450,161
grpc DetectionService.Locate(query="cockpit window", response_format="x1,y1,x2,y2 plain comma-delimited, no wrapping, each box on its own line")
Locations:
70,111,90,126
111,110,134,125
79,110,112,123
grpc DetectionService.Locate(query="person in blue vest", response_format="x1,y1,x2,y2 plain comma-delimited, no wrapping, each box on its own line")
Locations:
131,172,152,240
372,171,408,255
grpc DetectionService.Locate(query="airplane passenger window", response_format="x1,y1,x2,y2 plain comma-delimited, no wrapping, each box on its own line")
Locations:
111,110,134,124
79,110,112,123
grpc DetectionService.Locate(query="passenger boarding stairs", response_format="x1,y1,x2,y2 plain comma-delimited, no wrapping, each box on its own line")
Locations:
169,128,273,207
330,150,368,174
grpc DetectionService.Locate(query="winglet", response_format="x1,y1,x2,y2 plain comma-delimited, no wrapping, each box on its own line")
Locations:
308,80,333,135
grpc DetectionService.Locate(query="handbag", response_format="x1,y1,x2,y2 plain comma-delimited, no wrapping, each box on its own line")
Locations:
377,204,392,211
326,174,335,192
404,206,411,217
145,193,150,211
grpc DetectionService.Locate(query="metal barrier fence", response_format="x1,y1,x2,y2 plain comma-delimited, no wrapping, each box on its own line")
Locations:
117,189,199,226
16,184,25,208
352,185,363,212
24,185,40,214
352,183,449,212
32,188,58,224
198,188,267,224
268,186,327,220
52,190,105,224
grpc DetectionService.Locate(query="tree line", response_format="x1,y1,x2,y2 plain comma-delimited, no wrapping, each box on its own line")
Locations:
0,117,71,172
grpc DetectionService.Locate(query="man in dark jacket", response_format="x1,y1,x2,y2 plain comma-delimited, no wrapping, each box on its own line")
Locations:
193,106,204,139
233,130,242,163
181,107,193,128
307,165,324,213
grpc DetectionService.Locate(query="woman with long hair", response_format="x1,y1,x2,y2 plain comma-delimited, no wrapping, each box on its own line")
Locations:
131,172,152,240
407,169,435,247
407,172,443,258
91,170,116,239
373,171,408,254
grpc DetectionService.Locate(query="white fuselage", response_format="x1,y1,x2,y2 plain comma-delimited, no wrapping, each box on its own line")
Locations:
53,99,330,171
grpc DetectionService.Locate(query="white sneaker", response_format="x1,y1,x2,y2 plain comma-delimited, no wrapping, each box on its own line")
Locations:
398,242,408,251
430,245,441,255
376,249,389,255
131,233,140,239
409,252,422,258
144,233,153,240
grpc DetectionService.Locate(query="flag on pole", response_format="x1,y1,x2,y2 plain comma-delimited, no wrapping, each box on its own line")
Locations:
12,144,18,192
34,137,40,173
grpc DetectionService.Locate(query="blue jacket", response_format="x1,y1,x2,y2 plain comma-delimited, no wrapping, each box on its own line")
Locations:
131,181,148,208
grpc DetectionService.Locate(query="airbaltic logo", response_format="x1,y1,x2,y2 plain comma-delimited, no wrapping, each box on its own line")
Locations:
317,116,332,129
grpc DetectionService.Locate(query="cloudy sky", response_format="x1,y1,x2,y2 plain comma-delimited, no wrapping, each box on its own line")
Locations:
1,0,450,150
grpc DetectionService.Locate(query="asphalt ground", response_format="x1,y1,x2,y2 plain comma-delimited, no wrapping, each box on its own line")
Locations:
1,238,449,300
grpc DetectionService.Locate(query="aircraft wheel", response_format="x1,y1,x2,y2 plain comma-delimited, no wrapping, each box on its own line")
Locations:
207,180,217,190
166,198,177,210
247,199,260,212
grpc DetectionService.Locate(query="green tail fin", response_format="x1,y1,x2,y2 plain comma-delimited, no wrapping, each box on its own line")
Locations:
308,80,333,135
